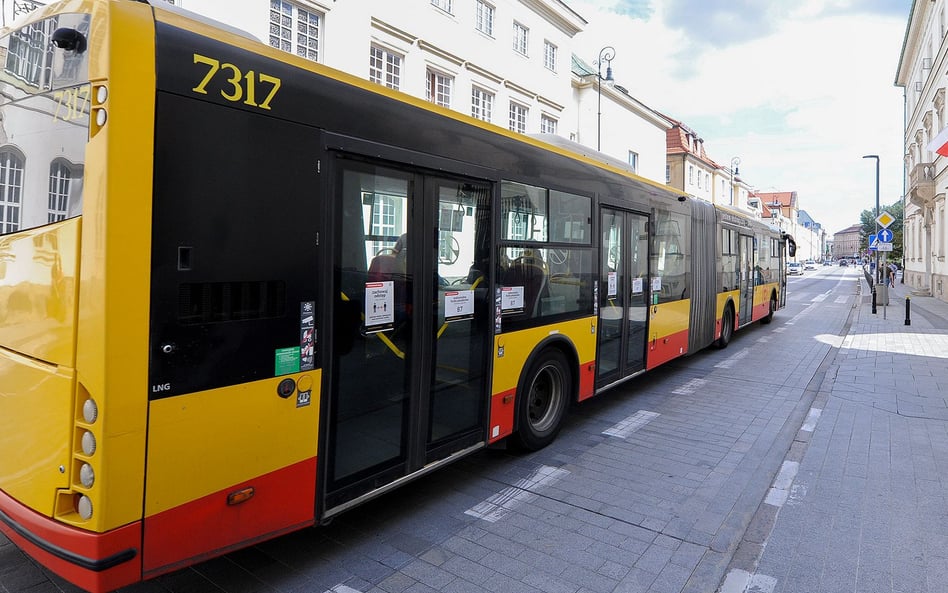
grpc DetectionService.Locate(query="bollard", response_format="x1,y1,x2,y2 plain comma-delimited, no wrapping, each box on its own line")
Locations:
905,295,911,326
872,286,877,314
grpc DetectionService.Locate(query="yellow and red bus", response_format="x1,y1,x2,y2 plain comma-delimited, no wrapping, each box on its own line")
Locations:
0,1,795,591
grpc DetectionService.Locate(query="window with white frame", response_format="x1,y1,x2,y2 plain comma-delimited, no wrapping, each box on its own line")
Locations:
697,169,701,188
6,18,54,88
475,0,494,36
426,69,453,107
369,45,402,90
471,86,494,122
544,41,557,71
540,115,557,135
269,0,321,62
431,0,453,14
509,102,528,134
0,149,24,234
627,151,638,173
512,22,528,56
688,165,694,186
48,160,72,223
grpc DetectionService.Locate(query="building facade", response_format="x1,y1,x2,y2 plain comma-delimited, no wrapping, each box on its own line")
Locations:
896,0,948,301
833,224,863,261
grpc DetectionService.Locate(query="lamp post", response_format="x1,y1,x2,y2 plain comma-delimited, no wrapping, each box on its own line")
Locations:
596,46,615,152
729,157,741,206
863,155,880,285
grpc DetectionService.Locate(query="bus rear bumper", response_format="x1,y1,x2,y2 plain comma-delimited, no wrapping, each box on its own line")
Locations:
0,489,141,593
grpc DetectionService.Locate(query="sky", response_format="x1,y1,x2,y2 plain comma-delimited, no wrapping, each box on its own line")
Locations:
568,0,911,235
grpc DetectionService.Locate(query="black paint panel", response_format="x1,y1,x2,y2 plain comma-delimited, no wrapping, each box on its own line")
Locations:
148,91,318,399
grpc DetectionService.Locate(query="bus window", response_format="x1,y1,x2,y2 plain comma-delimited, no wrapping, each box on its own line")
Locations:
651,209,691,303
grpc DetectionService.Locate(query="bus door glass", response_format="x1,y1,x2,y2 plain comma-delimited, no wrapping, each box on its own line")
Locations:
778,238,787,308
327,159,490,510
597,207,649,385
739,234,755,325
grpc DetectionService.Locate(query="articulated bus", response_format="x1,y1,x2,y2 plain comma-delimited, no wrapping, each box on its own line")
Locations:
0,1,796,590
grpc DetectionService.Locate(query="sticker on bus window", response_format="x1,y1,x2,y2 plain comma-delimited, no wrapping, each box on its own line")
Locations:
275,347,301,376
300,301,315,371
633,277,644,294
444,290,474,322
495,288,503,332
365,281,394,332
607,272,617,297
651,277,662,292
500,286,524,312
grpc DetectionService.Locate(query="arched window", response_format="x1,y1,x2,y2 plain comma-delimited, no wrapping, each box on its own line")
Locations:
0,148,24,234
48,160,72,222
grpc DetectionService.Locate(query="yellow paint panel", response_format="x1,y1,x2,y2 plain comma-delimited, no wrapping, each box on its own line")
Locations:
0,351,72,514
492,317,597,396
717,290,739,316
145,372,320,516
649,299,691,339
0,221,79,366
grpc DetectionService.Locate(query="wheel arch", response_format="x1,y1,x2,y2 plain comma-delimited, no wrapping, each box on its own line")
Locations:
512,335,580,430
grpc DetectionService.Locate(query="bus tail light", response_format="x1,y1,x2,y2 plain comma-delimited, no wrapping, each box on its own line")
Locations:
90,83,108,137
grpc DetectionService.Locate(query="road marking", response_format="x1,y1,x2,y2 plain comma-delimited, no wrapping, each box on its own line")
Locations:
465,465,569,522
714,347,749,368
801,408,822,432
718,570,777,593
603,410,660,438
764,460,800,507
834,295,849,304
325,586,364,593
672,378,707,395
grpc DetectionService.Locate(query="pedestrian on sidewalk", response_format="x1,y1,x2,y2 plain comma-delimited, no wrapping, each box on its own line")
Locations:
888,262,897,288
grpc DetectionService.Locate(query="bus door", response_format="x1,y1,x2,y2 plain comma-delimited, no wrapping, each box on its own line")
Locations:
778,238,788,308
596,207,649,386
738,234,755,326
325,157,491,512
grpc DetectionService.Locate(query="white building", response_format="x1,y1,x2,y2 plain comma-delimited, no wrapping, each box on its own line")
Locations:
139,0,670,185
895,0,948,300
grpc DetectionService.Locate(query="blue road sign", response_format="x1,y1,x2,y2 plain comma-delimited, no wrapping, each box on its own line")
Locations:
868,233,878,250
878,228,894,243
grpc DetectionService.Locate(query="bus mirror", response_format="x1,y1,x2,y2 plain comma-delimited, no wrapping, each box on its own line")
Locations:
52,28,87,53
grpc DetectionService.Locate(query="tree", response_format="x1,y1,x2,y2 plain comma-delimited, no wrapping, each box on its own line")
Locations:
859,200,903,263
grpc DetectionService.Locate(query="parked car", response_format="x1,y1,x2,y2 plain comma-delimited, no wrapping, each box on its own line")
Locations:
787,262,804,275
803,260,817,270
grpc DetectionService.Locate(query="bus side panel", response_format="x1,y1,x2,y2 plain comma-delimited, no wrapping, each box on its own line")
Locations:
716,290,739,341
142,373,319,574
646,299,690,370
490,316,597,440
751,282,778,321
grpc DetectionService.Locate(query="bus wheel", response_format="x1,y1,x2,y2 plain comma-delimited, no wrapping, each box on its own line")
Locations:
760,293,777,324
514,349,571,451
715,304,734,349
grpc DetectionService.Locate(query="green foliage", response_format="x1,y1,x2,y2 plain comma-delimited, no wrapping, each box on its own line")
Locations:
859,200,904,262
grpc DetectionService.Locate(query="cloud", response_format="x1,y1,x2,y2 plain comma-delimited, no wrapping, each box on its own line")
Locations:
570,0,908,235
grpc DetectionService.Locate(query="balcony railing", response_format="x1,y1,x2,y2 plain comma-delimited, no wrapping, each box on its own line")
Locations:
909,162,935,207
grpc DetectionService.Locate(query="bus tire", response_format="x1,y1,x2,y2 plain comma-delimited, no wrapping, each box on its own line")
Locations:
513,349,571,451
715,304,734,349
760,293,777,324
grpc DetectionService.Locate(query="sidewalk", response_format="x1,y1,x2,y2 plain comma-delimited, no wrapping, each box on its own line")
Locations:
722,276,948,593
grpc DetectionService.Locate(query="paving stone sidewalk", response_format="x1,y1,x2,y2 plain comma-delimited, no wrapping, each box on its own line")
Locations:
721,279,948,593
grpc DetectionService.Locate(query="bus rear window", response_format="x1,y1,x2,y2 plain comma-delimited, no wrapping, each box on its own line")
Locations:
0,13,90,236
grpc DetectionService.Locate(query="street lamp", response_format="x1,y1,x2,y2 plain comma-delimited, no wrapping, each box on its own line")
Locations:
729,157,741,206
863,155,880,285
596,46,615,152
